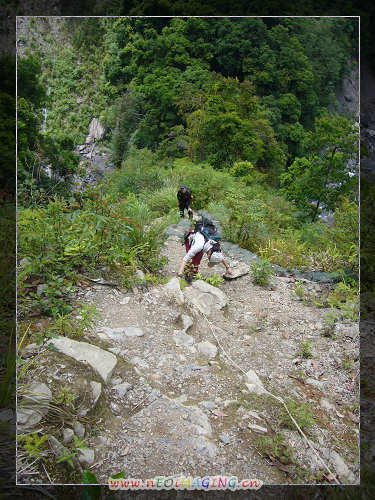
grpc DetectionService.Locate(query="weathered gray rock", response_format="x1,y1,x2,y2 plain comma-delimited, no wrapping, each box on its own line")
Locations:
48,336,117,384
73,421,85,440
198,401,216,410
248,423,268,434
21,343,39,355
193,435,218,458
181,314,194,332
77,447,95,467
111,402,121,415
197,341,217,359
120,297,130,305
90,381,102,406
245,410,263,421
88,118,105,140
244,370,266,395
48,435,67,460
183,280,227,316
48,435,82,471
102,326,144,339
164,278,184,305
17,382,52,429
219,433,230,445
173,331,195,348
124,326,144,337
136,269,145,280
223,262,249,280
321,447,356,483
62,428,74,445
112,382,132,398
334,323,359,340
188,405,213,436
108,347,122,355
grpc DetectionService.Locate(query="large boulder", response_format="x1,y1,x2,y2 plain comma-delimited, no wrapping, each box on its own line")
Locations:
17,382,52,429
183,280,227,316
88,118,105,140
47,336,117,384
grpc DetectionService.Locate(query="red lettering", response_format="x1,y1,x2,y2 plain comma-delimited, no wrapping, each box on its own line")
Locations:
218,477,227,488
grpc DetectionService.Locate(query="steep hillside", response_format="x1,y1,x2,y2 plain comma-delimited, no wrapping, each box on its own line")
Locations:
17,216,359,485
15,17,359,488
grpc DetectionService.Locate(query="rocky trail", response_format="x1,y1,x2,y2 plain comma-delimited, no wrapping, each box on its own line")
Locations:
18,216,359,486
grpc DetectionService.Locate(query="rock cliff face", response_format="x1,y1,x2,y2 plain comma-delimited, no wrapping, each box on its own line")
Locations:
73,118,114,191
336,60,359,119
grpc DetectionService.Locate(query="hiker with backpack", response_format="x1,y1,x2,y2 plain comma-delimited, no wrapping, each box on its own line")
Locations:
177,185,193,219
177,217,233,281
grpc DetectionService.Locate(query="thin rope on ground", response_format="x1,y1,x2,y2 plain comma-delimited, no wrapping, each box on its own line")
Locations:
200,309,341,485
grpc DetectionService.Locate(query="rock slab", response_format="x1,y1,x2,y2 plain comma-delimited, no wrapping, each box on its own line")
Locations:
244,370,266,395
223,263,249,280
183,279,227,316
17,382,52,429
101,326,144,339
78,448,95,467
48,336,117,384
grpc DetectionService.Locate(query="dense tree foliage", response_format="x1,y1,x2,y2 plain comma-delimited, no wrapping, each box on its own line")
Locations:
86,17,357,180
281,113,358,220
17,17,359,283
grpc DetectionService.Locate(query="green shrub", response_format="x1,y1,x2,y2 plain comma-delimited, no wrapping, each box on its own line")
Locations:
296,339,313,359
170,158,240,209
250,259,273,286
278,399,315,431
18,188,167,317
195,273,224,287
322,312,338,339
259,236,309,270
256,434,294,465
18,432,49,460
108,162,163,197
144,186,177,216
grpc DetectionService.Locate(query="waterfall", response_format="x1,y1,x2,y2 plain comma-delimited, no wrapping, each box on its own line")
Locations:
42,87,51,133
42,108,47,132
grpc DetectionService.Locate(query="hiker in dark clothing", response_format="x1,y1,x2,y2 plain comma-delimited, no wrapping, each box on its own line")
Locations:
177,185,193,219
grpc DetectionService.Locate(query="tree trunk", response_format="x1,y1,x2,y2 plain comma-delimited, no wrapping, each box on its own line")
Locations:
312,199,320,222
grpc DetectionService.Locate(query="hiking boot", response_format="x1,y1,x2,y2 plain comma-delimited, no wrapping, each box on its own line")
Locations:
184,275,193,283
